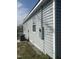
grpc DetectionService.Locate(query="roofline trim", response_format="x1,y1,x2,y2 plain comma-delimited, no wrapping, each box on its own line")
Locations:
23,0,47,24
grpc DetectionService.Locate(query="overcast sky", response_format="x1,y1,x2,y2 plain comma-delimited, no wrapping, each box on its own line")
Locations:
17,0,39,26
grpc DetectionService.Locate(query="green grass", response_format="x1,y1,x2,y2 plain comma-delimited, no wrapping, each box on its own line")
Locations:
17,41,49,59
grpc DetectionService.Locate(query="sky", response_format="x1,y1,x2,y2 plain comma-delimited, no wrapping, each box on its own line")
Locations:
17,0,39,26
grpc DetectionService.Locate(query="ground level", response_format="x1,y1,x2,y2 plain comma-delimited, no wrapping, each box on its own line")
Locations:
17,41,50,59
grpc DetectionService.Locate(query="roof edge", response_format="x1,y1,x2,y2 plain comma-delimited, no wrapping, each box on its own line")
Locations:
23,0,47,24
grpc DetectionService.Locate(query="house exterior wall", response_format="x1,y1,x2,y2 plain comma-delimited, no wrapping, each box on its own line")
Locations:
43,1,53,57
29,12,44,52
23,0,56,59
23,9,44,52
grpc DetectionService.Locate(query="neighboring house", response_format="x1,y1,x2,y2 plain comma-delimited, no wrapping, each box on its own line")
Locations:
23,0,61,59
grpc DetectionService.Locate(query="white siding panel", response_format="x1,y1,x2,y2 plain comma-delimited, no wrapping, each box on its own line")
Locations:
43,1,53,58
43,3,53,12
23,1,54,59
26,10,44,52
43,16,53,21
23,22,29,40
35,10,44,52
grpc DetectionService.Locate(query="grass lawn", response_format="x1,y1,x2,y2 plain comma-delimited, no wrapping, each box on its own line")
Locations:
17,41,49,59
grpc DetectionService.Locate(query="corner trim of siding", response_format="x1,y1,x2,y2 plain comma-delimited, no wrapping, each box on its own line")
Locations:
53,1,55,59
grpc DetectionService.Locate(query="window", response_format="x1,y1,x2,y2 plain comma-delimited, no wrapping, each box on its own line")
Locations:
32,16,36,32
33,25,36,32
